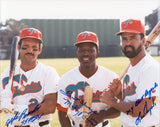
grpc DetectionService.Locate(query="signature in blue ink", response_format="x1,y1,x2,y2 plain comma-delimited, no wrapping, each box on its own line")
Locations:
135,82,158,126
63,98,98,126
6,104,44,126
125,82,158,126
135,98,156,126
60,89,98,126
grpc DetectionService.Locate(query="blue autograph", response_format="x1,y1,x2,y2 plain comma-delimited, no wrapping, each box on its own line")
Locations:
125,82,158,126
135,98,156,126
135,82,158,126
60,89,98,126
6,104,44,126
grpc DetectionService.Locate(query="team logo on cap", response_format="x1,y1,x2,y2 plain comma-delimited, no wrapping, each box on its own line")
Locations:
28,28,37,35
82,32,90,39
124,20,133,28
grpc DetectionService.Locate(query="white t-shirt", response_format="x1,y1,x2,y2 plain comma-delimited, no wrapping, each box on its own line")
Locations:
57,65,118,126
1,62,59,126
121,54,160,127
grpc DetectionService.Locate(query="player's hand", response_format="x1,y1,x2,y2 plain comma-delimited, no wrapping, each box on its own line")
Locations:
100,88,117,105
108,78,122,97
84,111,102,127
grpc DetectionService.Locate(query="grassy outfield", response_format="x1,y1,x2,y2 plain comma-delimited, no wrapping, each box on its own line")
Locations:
0,56,159,127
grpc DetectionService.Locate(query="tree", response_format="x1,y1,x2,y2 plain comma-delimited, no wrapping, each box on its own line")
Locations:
0,19,28,59
0,19,28,46
145,9,158,35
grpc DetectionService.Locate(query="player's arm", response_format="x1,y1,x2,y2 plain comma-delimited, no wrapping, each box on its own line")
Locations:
0,72,14,113
101,89,156,118
58,110,71,127
114,96,155,117
27,67,60,115
28,93,57,116
100,107,120,119
57,74,72,127
57,85,72,127
85,107,120,126
57,103,71,127
108,78,122,99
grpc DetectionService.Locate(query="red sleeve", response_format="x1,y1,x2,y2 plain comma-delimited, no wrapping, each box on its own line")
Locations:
57,104,68,112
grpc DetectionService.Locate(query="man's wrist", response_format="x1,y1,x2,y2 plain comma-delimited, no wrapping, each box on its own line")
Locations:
110,97,120,107
98,111,106,122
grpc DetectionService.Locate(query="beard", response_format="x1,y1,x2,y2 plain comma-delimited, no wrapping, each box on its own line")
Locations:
122,43,142,58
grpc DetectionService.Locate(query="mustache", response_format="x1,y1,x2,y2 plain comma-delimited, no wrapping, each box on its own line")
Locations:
25,53,34,56
124,45,134,51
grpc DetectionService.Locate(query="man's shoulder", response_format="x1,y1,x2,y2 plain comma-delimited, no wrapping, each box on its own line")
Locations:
60,67,79,79
98,65,118,76
143,54,160,69
37,62,57,72
141,54,160,75
1,68,9,78
1,63,21,78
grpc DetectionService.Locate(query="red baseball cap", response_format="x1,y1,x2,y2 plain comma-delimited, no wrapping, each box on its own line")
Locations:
74,31,99,48
115,19,145,36
19,28,43,43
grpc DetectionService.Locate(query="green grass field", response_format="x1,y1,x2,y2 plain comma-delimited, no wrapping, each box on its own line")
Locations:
0,56,159,127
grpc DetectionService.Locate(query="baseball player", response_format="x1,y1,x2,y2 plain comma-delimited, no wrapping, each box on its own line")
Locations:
0,28,60,127
101,19,160,127
57,31,120,127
